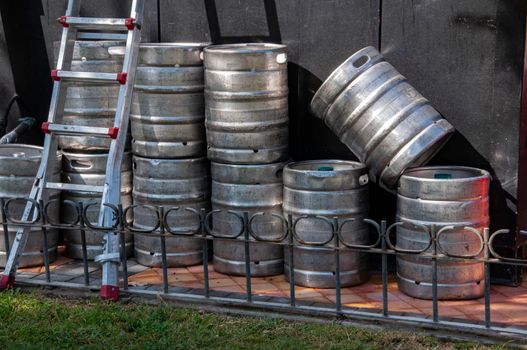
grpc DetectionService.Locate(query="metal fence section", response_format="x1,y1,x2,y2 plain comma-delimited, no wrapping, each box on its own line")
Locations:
0,196,526,339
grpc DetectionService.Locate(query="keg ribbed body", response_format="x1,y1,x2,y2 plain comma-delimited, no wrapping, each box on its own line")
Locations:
204,43,289,164
56,40,125,151
0,145,60,267
396,166,490,299
211,162,286,276
132,156,210,267
283,160,370,288
131,43,208,158
61,151,133,259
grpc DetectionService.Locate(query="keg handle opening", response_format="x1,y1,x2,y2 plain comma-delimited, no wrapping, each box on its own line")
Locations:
352,55,369,68
69,159,93,170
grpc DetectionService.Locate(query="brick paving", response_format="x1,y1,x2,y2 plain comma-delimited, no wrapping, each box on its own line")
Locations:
12,253,527,327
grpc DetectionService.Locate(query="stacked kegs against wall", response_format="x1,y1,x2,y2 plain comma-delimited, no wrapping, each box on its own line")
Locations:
129,43,210,267
0,145,61,267
283,160,370,288
54,40,133,260
204,43,289,276
396,166,490,300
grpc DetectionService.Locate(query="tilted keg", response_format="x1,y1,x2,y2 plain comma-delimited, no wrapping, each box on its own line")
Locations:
311,46,455,190
396,166,490,299
204,43,289,164
211,162,286,276
283,160,370,288
0,145,61,267
132,156,210,267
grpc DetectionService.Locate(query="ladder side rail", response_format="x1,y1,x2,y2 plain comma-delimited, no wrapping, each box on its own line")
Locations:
98,0,144,301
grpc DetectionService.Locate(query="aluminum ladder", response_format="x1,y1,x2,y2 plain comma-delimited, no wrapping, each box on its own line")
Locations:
0,0,144,301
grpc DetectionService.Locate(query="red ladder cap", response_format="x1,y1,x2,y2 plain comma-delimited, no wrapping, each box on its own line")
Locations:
41,122,50,134
108,127,119,139
101,285,119,301
124,17,136,30
51,69,60,81
58,16,69,28
116,72,127,85
0,274,15,290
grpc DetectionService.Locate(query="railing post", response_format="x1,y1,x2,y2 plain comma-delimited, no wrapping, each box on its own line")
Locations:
483,227,491,328
159,206,168,294
287,214,295,306
431,224,439,322
118,204,128,290
201,208,210,298
334,217,341,313
38,199,51,283
381,220,388,317
243,211,252,303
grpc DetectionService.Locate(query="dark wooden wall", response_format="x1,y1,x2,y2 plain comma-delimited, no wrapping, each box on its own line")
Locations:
1,0,525,276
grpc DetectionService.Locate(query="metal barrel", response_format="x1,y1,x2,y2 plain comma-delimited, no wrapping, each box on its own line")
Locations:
211,161,286,276
204,43,289,164
132,156,210,267
0,145,61,267
396,166,490,300
310,46,455,190
130,43,209,159
60,151,133,260
54,40,126,151
283,160,370,288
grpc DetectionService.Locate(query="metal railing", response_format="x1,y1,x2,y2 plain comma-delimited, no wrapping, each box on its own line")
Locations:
0,197,526,339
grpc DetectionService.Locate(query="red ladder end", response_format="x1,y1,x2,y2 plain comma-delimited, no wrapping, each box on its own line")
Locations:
107,127,119,139
51,69,60,81
0,274,15,290
101,285,119,301
116,72,127,85
124,17,136,30
58,16,69,28
41,122,50,134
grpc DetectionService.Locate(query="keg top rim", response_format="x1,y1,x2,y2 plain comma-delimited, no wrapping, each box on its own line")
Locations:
204,43,286,54
62,150,132,159
0,144,43,159
311,46,381,119
400,166,491,182
140,42,210,49
285,159,367,173
133,155,208,163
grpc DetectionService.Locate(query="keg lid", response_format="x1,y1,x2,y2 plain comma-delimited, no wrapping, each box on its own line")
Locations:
398,166,491,200
204,43,287,71
310,46,384,120
284,160,368,190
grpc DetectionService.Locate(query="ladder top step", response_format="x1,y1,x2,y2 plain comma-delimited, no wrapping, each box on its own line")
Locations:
58,16,140,31
51,70,127,85
45,182,104,193
42,123,119,139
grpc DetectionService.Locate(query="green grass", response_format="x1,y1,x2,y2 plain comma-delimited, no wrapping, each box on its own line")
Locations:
0,290,509,349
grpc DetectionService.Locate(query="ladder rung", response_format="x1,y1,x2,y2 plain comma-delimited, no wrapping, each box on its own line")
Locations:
76,32,128,41
51,70,127,84
58,16,139,31
46,182,104,193
41,123,119,139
